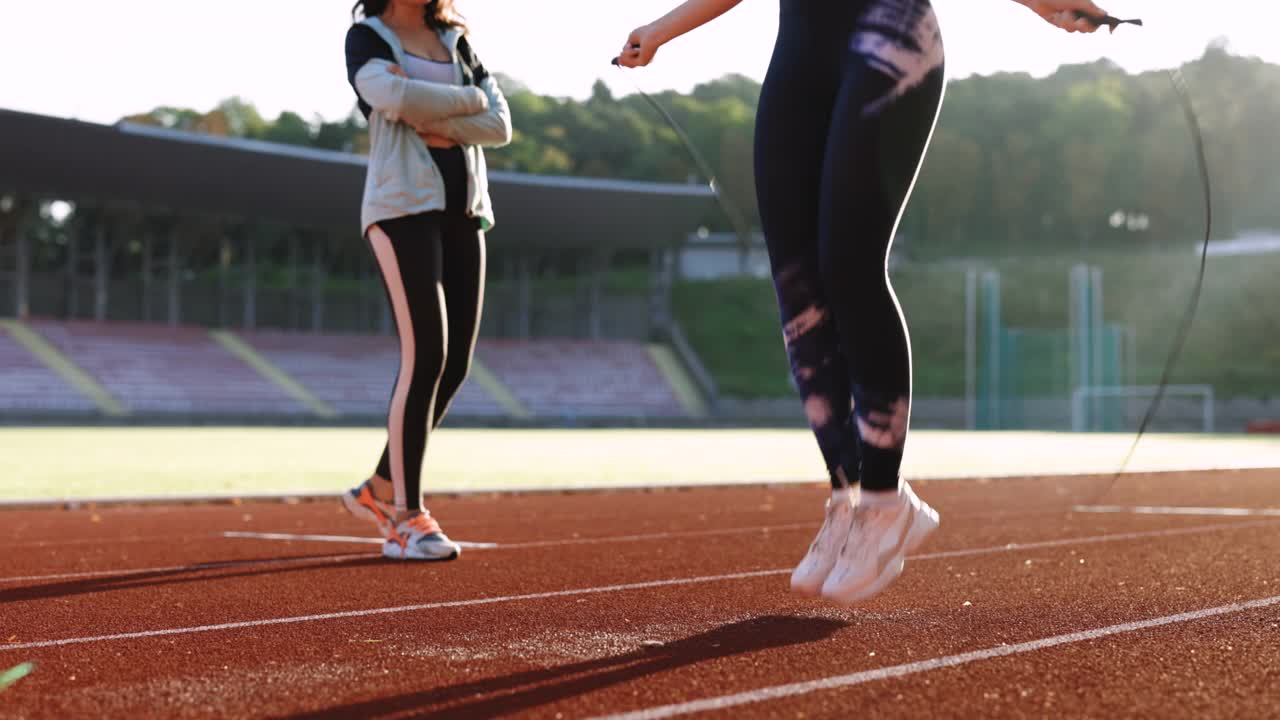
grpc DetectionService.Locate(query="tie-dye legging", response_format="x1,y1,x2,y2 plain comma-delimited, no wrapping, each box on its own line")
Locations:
754,0,945,490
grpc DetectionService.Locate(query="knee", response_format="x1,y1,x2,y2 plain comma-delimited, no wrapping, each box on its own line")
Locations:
819,254,888,303
438,354,472,395
773,260,826,319
409,346,448,389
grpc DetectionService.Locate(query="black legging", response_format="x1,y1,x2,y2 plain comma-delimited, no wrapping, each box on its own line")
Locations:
369,147,484,513
755,0,945,491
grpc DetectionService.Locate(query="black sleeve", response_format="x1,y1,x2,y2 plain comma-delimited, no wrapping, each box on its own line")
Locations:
345,24,395,120
456,35,490,87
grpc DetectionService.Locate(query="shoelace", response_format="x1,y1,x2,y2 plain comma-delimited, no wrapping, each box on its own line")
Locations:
814,501,853,554
406,512,442,535
843,504,896,552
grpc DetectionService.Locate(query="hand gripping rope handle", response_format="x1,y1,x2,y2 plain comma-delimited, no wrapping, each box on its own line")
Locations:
1072,11,1143,32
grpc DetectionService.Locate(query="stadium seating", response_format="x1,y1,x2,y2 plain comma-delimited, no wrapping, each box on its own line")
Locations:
0,327,94,413
240,330,505,418
6,320,690,420
479,339,686,418
28,320,307,415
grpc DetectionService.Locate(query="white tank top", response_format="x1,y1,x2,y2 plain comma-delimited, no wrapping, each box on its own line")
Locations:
403,52,455,84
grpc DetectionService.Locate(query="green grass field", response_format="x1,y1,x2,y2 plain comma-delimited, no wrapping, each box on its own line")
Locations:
674,252,1280,398
2,427,1276,501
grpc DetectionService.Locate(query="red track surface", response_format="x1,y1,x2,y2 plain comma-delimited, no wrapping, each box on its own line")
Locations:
3,470,1279,719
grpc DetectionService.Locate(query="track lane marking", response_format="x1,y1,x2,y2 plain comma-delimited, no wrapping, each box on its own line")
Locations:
5,519,1272,585
910,519,1277,560
1,570,786,651
589,594,1280,720
220,523,816,549
1074,504,1280,517
2,520,1273,649
0,554,369,584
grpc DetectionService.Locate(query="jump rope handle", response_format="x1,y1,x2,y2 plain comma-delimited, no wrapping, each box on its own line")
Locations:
1071,10,1144,32
611,44,643,66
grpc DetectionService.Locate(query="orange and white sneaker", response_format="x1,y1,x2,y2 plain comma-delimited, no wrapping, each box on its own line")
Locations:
384,511,461,562
340,479,396,539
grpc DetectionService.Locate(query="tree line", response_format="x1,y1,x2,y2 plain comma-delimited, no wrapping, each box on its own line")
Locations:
120,43,1280,260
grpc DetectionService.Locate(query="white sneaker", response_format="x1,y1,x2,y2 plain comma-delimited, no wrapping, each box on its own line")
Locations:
790,492,857,596
820,482,939,605
384,511,461,562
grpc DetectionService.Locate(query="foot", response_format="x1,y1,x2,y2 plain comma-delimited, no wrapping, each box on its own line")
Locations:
384,511,461,562
341,478,396,539
790,491,857,596
820,482,939,605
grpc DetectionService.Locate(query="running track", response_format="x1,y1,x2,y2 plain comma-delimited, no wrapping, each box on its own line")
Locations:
2,469,1279,718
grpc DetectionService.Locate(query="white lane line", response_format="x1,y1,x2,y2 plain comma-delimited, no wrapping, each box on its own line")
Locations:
2,519,1273,648
1,524,811,585
222,532,499,549
0,569,785,652
911,519,1278,561
589,593,1280,720
0,553,368,584
6,519,1272,586
221,523,816,550
492,523,815,549
223,532,377,545
1074,505,1280,517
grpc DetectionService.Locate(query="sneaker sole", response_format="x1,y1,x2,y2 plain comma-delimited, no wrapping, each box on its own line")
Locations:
790,569,828,597
382,541,461,562
822,503,940,605
791,546,843,597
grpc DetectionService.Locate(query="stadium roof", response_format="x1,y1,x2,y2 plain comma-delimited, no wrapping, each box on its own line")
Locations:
0,109,716,249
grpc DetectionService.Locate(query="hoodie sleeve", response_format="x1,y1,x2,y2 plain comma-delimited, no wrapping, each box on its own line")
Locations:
345,24,487,125
415,37,513,147
418,74,512,147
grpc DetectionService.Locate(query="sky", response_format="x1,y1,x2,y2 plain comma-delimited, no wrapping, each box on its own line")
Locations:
3,1,1273,126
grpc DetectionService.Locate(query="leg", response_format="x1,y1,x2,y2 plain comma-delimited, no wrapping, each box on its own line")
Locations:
430,216,486,428
817,0,946,492
356,214,463,561
367,213,448,515
760,6,871,597
755,14,860,489
818,0,945,604
367,216,480,484
370,154,479,498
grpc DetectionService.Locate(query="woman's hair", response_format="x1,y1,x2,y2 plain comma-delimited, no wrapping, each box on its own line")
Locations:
351,0,465,31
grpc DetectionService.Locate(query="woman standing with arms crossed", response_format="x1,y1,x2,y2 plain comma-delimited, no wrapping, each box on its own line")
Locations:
342,0,511,561
616,0,1109,602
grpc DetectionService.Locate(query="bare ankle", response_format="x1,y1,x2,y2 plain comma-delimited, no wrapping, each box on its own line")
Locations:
393,508,425,524
369,475,394,503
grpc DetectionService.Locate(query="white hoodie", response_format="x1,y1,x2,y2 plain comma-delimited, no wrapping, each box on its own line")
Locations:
346,17,512,233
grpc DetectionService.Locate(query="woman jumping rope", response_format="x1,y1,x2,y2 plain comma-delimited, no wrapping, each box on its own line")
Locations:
616,0,1110,603
342,0,511,561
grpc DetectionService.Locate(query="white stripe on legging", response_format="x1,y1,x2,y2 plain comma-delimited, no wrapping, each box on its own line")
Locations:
368,226,414,512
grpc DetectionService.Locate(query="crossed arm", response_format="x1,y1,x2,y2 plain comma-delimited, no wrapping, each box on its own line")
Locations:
354,59,512,148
